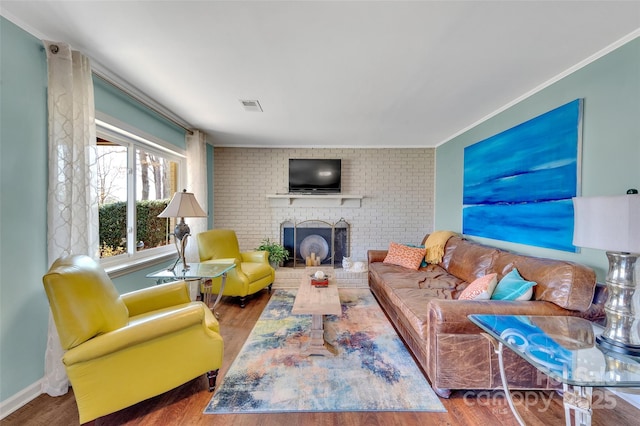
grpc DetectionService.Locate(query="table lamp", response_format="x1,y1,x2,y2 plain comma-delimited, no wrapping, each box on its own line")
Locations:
572,191,640,356
158,189,207,271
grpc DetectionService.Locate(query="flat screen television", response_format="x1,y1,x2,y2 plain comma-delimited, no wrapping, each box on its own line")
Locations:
289,158,341,194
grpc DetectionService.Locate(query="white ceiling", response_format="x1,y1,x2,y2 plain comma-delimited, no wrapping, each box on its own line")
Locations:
2,1,639,148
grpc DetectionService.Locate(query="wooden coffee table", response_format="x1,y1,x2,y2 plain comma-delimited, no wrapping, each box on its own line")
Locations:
291,272,342,356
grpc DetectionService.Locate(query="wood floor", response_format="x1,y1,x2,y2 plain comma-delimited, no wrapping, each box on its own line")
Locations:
3,289,638,426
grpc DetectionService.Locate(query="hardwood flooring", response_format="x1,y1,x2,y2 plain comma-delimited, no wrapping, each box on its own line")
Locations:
3,289,638,426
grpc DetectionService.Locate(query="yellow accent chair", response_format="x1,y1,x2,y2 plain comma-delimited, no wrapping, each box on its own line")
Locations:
197,229,275,308
42,255,224,424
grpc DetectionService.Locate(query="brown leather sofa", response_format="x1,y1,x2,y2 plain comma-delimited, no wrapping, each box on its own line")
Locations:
368,235,605,398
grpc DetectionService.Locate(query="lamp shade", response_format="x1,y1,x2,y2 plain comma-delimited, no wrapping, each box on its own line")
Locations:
572,195,640,253
158,190,207,218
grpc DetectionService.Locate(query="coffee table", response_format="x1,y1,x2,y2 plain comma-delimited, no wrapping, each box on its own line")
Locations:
469,314,640,426
291,272,342,356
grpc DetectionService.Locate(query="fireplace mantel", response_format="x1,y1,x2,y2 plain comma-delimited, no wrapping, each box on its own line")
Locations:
266,194,363,208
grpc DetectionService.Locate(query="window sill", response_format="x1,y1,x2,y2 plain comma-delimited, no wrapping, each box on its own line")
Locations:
104,252,177,279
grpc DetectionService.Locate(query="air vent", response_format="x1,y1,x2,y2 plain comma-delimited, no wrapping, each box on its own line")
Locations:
239,99,263,112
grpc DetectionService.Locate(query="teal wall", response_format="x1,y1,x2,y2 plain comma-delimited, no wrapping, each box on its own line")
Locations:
0,17,49,403
93,77,186,149
435,39,640,281
0,16,192,403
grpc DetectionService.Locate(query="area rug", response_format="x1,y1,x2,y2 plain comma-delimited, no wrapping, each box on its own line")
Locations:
204,289,446,414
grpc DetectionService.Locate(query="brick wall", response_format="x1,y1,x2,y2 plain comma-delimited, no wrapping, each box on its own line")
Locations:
213,147,435,262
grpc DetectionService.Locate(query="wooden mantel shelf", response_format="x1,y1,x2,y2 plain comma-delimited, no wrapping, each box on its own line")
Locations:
266,194,364,208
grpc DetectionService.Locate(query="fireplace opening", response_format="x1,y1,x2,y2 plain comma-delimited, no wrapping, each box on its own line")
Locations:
281,219,349,268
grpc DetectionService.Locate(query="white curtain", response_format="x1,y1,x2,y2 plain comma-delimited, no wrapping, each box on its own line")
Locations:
185,130,209,299
42,41,98,396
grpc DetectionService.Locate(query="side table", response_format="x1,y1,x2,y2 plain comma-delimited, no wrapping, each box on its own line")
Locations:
469,314,640,426
146,262,235,318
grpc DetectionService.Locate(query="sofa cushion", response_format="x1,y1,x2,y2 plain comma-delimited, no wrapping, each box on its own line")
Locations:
383,242,426,270
369,262,457,290
444,237,499,284
387,288,441,341
459,273,498,300
491,268,536,301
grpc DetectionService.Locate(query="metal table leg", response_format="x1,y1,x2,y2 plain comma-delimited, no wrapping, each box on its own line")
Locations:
204,272,228,319
487,334,593,426
496,341,527,426
479,333,526,425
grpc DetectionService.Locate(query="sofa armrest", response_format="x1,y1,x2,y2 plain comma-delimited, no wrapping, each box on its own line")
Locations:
427,299,574,335
368,250,388,263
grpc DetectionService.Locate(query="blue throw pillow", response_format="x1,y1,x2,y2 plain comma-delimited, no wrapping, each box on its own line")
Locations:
491,268,536,301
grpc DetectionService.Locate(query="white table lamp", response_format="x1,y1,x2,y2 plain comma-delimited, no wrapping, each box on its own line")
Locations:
158,189,207,271
572,191,640,356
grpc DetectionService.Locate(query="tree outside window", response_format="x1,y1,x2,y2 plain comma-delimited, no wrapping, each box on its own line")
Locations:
97,136,179,258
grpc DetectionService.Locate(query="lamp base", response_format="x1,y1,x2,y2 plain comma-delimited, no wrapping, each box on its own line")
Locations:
597,251,640,357
174,218,190,240
167,230,191,272
596,335,640,358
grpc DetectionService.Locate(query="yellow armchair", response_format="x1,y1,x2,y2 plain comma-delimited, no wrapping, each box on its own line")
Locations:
42,255,223,424
197,229,275,307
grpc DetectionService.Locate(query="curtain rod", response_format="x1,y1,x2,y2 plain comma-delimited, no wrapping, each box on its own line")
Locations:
92,71,194,135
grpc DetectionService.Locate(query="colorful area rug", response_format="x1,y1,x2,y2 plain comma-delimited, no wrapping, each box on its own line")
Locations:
204,289,446,414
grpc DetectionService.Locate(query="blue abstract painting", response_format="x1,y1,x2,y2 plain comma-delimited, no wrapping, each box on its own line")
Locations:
463,99,582,252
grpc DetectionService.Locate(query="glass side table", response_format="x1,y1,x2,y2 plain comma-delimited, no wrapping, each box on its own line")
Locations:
469,314,640,426
146,262,235,318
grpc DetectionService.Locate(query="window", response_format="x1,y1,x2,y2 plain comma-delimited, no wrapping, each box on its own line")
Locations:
96,120,185,269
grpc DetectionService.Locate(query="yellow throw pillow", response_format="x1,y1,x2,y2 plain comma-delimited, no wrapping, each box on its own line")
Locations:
383,242,426,270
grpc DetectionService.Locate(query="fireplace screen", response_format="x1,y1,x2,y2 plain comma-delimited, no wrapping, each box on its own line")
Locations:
281,219,349,268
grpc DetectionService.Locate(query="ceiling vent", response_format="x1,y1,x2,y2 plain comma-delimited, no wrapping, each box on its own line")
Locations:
239,99,263,112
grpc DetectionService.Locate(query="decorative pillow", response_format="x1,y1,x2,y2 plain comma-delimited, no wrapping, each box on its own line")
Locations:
491,268,537,301
406,244,428,268
459,273,498,300
383,242,426,270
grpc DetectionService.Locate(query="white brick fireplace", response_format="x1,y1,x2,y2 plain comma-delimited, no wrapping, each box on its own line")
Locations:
212,147,435,267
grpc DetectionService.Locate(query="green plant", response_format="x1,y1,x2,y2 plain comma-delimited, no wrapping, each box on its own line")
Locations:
99,199,170,258
256,238,290,265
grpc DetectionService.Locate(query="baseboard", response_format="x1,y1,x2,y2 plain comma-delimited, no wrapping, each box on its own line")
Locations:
0,379,42,420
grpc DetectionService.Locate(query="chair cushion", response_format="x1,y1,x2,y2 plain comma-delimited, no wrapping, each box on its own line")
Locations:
43,255,129,350
197,229,241,261
241,262,274,282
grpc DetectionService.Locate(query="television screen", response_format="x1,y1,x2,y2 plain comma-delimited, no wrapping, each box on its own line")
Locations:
289,159,341,194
